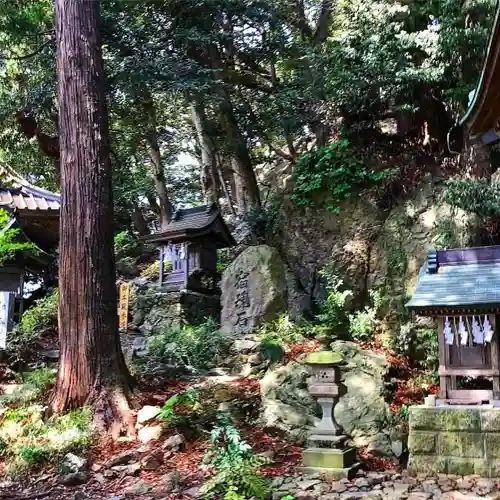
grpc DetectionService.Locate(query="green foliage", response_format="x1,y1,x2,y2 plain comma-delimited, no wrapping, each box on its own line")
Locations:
292,140,393,212
0,400,91,477
158,385,260,439
431,214,475,250
0,367,56,407
114,230,142,259
256,315,310,362
443,180,500,219
8,289,59,362
158,388,200,425
0,209,36,264
217,248,233,273
149,320,230,370
17,289,58,340
200,414,270,500
316,267,352,341
348,290,382,340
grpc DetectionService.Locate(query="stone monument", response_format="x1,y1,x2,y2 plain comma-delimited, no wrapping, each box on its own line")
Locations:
300,351,360,479
220,245,288,334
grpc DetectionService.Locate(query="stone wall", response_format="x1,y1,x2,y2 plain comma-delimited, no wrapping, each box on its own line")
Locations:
131,279,221,336
408,406,500,477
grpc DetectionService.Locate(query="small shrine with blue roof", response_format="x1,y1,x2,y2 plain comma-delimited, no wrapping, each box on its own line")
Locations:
407,246,500,405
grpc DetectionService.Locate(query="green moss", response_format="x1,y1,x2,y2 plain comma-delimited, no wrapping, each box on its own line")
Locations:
446,457,476,476
484,433,500,459
305,351,344,365
408,431,437,455
409,455,447,474
481,410,500,432
440,432,484,458
410,407,480,432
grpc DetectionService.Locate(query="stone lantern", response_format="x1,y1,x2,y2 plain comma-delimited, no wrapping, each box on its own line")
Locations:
300,351,359,479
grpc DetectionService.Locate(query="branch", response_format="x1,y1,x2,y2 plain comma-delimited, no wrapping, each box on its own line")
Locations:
2,40,52,60
313,0,334,45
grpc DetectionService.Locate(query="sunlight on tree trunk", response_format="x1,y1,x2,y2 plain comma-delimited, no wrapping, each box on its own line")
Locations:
51,0,134,436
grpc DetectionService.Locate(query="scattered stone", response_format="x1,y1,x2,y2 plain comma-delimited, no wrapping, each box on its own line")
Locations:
163,433,185,451
105,451,136,468
124,479,152,496
183,485,202,497
91,463,102,472
234,338,258,353
42,349,60,361
138,425,164,443
93,473,107,485
455,478,474,491
331,482,348,493
59,472,89,486
356,478,370,488
62,452,88,473
141,451,164,470
0,481,14,489
298,479,322,490
137,405,161,425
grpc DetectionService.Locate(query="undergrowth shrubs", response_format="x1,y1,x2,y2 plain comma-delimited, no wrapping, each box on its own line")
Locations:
0,403,92,477
8,289,58,361
256,315,313,363
149,320,231,370
0,366,56,407
316,266,382,342
158,384,261,439
200,414,270,500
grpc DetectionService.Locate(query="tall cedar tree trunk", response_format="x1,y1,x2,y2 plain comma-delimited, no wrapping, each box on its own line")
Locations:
191,97,219,204
52,0,134,435
218,89,261,214
140,90,173,229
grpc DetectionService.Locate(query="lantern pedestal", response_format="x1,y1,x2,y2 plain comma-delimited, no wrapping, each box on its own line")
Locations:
299,351,360,479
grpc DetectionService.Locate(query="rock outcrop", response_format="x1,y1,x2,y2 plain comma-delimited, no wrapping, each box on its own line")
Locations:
259,340,392,455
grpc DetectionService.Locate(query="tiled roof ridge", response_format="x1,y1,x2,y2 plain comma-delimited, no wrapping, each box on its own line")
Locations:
0,164,60,211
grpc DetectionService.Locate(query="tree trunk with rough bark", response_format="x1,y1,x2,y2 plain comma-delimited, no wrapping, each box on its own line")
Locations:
218,90,261,214
140,90,173,230
191,98,219,204
52,0,134,435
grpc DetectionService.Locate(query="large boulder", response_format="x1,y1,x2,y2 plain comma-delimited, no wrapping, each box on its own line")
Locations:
259,341,392,454
331,340,392,455
221,245,288,334
259,361,316,445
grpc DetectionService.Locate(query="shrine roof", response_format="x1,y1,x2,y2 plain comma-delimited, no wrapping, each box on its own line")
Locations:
448,1,500,149
406,246,500,314
0,165,60,212
144,203,235,247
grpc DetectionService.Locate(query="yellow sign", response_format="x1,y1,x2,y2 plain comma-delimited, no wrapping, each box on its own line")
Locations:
118,282,130,332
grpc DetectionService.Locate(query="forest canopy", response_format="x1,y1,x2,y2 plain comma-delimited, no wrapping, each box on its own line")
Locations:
0,0,495,227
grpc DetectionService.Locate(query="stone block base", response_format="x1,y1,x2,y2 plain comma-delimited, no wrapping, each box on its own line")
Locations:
408,405,500,477
303,447,356,470
298,462,361,480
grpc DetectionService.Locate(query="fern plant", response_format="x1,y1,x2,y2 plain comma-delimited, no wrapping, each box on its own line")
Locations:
200,414,270,500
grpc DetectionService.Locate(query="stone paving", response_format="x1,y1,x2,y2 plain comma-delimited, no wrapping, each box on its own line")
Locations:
271,470,500,500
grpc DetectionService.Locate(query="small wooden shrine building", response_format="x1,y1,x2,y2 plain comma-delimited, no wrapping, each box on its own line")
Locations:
144,203,235,325
0,166,60,346
407,246,500,405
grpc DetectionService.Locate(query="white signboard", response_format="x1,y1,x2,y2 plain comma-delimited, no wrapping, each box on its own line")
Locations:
0,292,10,349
